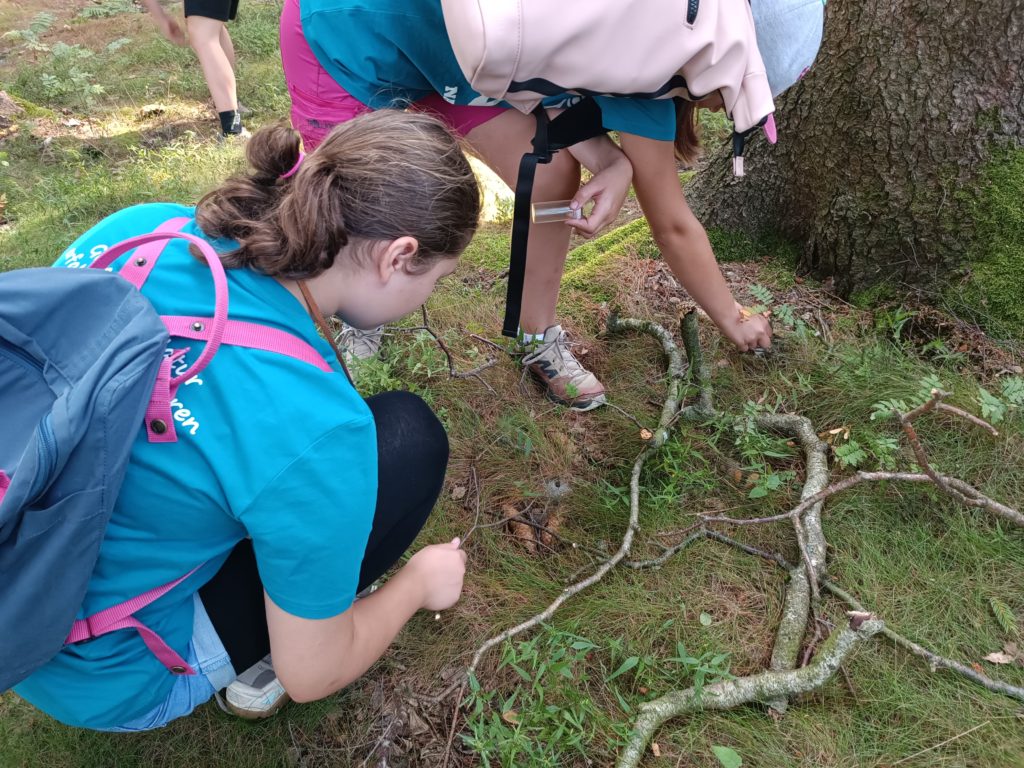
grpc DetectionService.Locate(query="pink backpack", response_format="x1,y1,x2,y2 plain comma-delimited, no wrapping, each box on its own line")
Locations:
440,0,781,338
440,0,776,135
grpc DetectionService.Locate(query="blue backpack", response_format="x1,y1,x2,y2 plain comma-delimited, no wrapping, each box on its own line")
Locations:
0,219,339,691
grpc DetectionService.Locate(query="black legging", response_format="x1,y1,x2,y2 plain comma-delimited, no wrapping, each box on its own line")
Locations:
198,391,449,673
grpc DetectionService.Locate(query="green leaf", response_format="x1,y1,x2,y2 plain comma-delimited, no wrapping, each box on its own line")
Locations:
870,398,908,421
711,745,743,768
749,284,774,305
977,387,1007,424
990,597,1019,637
605,656,639,682
1001,376,1024,407
699,612,713,626
915,373,945,403
747,485,769,499
834,440,868,469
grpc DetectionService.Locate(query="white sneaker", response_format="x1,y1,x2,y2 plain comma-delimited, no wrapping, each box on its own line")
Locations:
336,323,386,362
223,654,289,719
520,325,606,411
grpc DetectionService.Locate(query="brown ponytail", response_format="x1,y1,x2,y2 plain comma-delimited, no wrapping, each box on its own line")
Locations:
196,112,481,278
673,98,703,167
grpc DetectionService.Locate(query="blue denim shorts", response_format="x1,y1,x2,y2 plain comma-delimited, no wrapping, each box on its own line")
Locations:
101,594,237,732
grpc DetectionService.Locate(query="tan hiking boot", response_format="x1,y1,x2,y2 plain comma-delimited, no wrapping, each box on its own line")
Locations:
521,325,606,411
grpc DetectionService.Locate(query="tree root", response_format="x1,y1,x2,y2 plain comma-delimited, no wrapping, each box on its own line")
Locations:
616,614,885,768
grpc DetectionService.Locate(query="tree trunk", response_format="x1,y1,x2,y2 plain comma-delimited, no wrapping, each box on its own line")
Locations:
687,0,1024,303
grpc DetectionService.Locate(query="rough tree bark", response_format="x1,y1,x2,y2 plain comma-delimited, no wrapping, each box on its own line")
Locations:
687,0,1024,298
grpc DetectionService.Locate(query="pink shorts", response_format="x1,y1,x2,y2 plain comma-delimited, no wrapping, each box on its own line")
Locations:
279,0,506,150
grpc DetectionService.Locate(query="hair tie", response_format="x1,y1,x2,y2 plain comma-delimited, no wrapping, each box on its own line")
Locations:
279,152,306,180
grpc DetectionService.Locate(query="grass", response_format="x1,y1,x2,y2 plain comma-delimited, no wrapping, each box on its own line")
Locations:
2,2,1023,767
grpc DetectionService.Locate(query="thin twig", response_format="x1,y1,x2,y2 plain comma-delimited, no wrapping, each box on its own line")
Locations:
441,680,468,768
934,403,999,436
451,318,686,689
603,400,650,433
459,466,483,547
890,721,991,766
702,471,1023,529
416,304,500,381
624,529,705,569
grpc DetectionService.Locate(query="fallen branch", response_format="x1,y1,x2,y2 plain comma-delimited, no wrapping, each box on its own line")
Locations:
820,579,1024,704
455,317,687,687
616,614,885,768
704,531,1024,704
702,470,1023,530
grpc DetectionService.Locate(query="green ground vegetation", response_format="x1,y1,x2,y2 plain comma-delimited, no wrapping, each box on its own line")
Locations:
2,3,1022,767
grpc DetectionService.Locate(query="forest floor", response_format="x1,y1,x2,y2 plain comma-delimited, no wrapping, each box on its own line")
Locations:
1,2,1022,767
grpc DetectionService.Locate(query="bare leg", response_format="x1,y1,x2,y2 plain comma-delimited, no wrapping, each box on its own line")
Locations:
186,15,237,113
219,23,236,70
465,110,580,336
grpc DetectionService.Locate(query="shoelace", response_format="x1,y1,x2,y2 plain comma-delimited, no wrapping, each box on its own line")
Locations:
528,332,591,384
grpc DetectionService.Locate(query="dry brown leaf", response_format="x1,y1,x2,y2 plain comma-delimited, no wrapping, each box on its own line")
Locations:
983,651,1015,665
539,510,563,549
501,710,520,724
451,485,467,501
651,742,661,757
640,428,653,441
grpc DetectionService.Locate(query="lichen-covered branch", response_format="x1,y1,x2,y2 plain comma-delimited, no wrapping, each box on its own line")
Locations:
607,314,686,446
705,531,1024,704
755,413,830,713
615,616,885,768
680,311,714,419
819,580,1024,703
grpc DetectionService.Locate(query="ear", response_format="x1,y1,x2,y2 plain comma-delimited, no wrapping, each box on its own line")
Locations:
376,236,420,283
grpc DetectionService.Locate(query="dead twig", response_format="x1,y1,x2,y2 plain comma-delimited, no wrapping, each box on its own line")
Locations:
451,317,687,694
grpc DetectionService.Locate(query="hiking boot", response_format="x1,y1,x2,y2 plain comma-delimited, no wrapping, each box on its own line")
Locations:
223,654,289,719
520,325,606,411
336,323,386,363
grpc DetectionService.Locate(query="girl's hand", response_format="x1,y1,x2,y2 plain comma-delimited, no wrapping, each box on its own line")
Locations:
721,302,772,352
405,538,467,612
566,156,633,238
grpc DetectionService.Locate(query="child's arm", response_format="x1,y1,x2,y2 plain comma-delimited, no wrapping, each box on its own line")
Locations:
138,0,187,46
265,539,466,703
620,132,772,351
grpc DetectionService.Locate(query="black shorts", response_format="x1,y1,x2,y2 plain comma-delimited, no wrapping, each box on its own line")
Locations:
183,0,239,22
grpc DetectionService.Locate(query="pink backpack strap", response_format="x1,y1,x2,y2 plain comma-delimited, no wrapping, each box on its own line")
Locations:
65,565,204,676
162,317,334,372
92,221,231,444
0,470,9,504
107,217,192,290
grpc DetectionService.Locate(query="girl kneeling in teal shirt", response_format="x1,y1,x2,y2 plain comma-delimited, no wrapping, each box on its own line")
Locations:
14,111,476,730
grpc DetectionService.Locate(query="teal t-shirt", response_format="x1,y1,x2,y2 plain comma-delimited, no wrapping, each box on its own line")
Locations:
14,203,378,729
300,0,676,141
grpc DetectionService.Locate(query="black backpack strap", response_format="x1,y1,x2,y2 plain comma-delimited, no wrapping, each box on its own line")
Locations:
501,98,607,338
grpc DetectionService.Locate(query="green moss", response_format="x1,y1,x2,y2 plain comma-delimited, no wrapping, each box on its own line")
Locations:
707,228,798,265
850,280,898,309
562,218,657,299
951,148,1024,337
